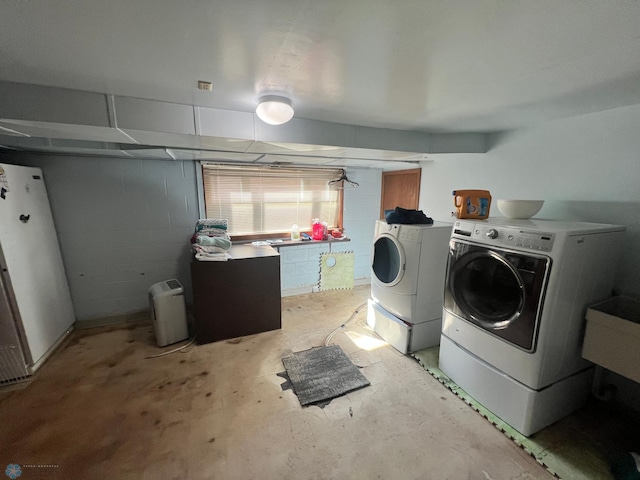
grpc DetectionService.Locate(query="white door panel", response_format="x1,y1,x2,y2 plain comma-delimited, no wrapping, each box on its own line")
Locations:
0,164,75,364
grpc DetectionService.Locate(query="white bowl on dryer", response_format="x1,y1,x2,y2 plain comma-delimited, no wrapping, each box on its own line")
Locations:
497,199,544,219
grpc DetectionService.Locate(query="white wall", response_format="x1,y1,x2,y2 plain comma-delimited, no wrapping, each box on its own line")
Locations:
419,103,640,296
418,103,640,409
0,153,380,321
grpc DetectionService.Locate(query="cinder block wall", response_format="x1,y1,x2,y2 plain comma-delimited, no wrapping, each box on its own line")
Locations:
1,153,381,321
1,154,198,323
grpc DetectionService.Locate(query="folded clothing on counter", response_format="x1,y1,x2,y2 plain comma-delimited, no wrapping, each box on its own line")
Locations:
193,244,227,255
192,219,232,260
196,235,231,250
195,227,228,237
195,218,228,232
195,252,231,262
190,230,230,244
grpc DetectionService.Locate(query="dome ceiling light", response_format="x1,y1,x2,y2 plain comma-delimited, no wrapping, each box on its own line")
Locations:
256,95,294,125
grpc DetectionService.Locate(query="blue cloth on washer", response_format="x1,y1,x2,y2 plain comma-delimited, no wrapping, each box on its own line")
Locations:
385,207,433,225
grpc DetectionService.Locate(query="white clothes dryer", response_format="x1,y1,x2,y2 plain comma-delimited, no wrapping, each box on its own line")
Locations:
439,218,625,436
368,220,452,353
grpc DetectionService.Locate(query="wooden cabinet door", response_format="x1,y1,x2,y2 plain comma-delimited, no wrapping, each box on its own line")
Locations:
380,168,421,219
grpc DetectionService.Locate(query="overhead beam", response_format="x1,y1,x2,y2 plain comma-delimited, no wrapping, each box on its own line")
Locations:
0,81,488,159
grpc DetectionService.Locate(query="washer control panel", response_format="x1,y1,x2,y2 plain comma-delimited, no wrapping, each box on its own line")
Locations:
453,221,555,252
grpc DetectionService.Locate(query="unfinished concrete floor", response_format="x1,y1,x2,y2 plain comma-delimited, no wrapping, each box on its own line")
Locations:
0,286,556,479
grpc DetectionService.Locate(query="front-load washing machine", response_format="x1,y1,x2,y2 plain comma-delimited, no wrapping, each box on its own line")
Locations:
439,218,625,436
368,220,452,353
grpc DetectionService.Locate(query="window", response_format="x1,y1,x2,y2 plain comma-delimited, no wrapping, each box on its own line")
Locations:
201,164,344,238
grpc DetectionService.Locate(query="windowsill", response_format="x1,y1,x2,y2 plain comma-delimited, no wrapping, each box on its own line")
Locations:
235,237,351,248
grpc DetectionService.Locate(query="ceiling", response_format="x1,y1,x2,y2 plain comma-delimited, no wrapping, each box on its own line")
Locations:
1,0,640,164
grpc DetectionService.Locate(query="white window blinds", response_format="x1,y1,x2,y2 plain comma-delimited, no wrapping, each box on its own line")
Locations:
201,164,343,236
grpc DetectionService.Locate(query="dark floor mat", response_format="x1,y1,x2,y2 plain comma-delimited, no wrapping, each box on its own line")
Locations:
282,345,370,406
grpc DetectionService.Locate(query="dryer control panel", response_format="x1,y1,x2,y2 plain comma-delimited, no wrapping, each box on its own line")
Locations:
398,225,421,243
453,221,556,252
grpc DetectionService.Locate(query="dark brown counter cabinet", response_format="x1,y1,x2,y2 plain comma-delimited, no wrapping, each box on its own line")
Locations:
190,245,281,344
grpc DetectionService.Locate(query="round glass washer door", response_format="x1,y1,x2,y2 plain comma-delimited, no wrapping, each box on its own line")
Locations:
372,234,405,287
450,250,525,329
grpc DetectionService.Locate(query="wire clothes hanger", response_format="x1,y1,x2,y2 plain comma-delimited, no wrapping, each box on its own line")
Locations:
328,170,359,189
